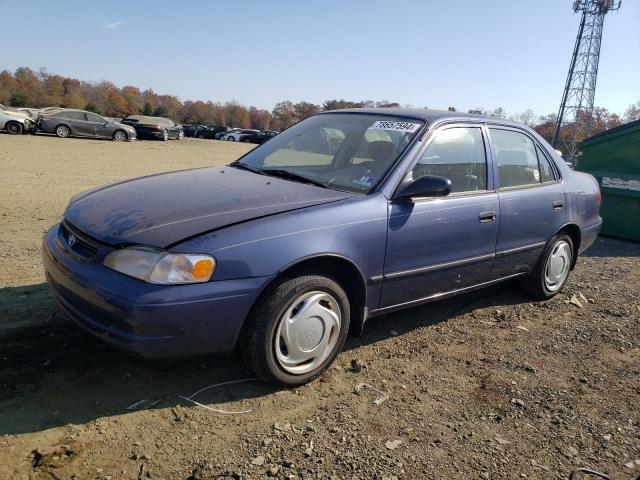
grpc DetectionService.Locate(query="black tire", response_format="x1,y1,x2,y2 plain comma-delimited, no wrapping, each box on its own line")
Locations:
112,130,127,142
55,124,71,138
197,134,204,139
5,121,22,135
240,274,350,386
227,136,235,141
519,233,574,300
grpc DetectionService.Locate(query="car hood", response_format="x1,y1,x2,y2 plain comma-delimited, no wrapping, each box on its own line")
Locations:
64,166,352,247
2,110,32,121
112,121,135,130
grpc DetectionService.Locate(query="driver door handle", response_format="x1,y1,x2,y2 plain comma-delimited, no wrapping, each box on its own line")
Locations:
553,200,564,210
479,211,496,223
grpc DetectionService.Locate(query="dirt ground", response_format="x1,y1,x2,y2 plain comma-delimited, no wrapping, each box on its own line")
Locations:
0,134,638,480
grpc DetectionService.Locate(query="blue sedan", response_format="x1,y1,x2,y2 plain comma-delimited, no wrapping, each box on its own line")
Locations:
43,108,602,386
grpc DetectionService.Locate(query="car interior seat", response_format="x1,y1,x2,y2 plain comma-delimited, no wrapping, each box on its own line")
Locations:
497,149,538,187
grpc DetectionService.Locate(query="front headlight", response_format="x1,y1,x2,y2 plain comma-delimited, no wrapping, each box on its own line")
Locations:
104,247,215,284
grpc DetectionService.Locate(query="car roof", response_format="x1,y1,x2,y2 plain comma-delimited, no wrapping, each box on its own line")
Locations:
320,107,526,129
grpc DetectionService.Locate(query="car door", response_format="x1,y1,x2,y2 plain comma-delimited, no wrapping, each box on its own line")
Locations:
487,126,567,278
380,124,499,309
86,112,110,138
63,111,93,136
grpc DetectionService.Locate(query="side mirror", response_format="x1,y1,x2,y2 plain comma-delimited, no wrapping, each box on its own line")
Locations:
393,175,452,201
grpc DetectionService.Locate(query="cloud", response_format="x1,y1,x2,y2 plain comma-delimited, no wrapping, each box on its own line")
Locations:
103,20,126,30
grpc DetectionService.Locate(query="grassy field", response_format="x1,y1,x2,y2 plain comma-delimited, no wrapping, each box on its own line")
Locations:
0,135,253,289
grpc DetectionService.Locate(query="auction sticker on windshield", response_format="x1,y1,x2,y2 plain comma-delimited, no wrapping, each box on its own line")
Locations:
369,121,421,133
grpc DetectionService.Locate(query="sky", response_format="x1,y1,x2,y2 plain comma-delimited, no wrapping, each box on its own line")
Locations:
1,0,638,117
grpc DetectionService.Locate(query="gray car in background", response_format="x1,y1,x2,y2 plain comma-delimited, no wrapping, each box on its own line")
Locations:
38,109,137,141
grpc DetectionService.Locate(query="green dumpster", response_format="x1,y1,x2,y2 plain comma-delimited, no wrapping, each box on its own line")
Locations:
577,119,640,242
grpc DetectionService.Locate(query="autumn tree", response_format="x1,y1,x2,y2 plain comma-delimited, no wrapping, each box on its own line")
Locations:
509,109,536,127
323,99,366,111
624,100,640,122
249,106,272,130
271,100,296,130
293,101,321,122
224,101,250,128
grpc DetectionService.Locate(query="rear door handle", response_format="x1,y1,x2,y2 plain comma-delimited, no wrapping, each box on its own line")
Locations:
479,211,496,223
553,200,564,210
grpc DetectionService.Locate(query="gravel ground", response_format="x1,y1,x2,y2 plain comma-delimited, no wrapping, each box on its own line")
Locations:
0,134,638,480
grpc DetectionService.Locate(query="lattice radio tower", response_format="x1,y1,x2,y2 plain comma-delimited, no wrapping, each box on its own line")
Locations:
552,0,621,163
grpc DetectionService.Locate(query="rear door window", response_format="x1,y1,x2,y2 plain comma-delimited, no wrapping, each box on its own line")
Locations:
64,111,86,121
490,128,540,188
86,113,105,123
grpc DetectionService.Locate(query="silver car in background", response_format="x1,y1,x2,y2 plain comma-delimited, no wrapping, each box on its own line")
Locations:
0,105,36,134
38,109,137,141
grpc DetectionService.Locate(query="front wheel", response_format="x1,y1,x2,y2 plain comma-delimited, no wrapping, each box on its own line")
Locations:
178,130,184,140
227,136,235,141
162,130,169,141
113,130,127,142
5,121,22,134
55,125,71,138
240,274,350,386
520,233,574,300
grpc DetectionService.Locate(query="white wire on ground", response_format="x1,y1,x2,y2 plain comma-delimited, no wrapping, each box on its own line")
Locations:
178,377,260,415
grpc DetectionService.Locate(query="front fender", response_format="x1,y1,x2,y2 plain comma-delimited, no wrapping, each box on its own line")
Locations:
174,194,389,309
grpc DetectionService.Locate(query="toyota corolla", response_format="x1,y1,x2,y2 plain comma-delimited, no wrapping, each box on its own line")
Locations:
43,108,602,386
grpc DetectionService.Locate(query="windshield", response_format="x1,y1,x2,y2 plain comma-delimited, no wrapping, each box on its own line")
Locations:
234,113,424,193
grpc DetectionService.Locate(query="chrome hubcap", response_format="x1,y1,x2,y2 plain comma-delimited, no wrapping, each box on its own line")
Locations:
274,291,341,375
115,131,125,141
58,126,69,137
544,240,571,292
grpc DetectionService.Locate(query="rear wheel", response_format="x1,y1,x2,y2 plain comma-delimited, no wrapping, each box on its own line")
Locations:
113,130,127,142
227,136,235,141
520,233,573,300
55,125,71,138
5,121,22,134
240,274,350,386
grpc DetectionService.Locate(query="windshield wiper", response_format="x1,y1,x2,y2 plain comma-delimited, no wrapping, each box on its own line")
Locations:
229,162,265,175
261,169,329,189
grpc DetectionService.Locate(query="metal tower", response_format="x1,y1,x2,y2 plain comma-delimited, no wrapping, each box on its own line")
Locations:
552,0,621,163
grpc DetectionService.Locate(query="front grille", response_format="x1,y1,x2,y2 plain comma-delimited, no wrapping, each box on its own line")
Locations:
61,222,100,257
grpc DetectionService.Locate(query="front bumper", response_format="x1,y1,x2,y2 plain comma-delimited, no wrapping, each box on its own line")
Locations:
135,129,164,139
43,224,270,358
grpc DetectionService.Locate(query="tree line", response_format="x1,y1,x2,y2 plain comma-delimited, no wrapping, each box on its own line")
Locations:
1,67,638,147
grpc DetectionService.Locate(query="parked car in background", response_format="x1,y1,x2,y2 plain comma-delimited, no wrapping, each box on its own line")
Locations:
38,107,67,115
221,128,259,141
38,109,137,141
183,124,207,137
121,115,183,141
0,108,35,134
43,108,602,387
195,125,229,139
15,107,39,118
243,130,279,144
214,127,237,140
